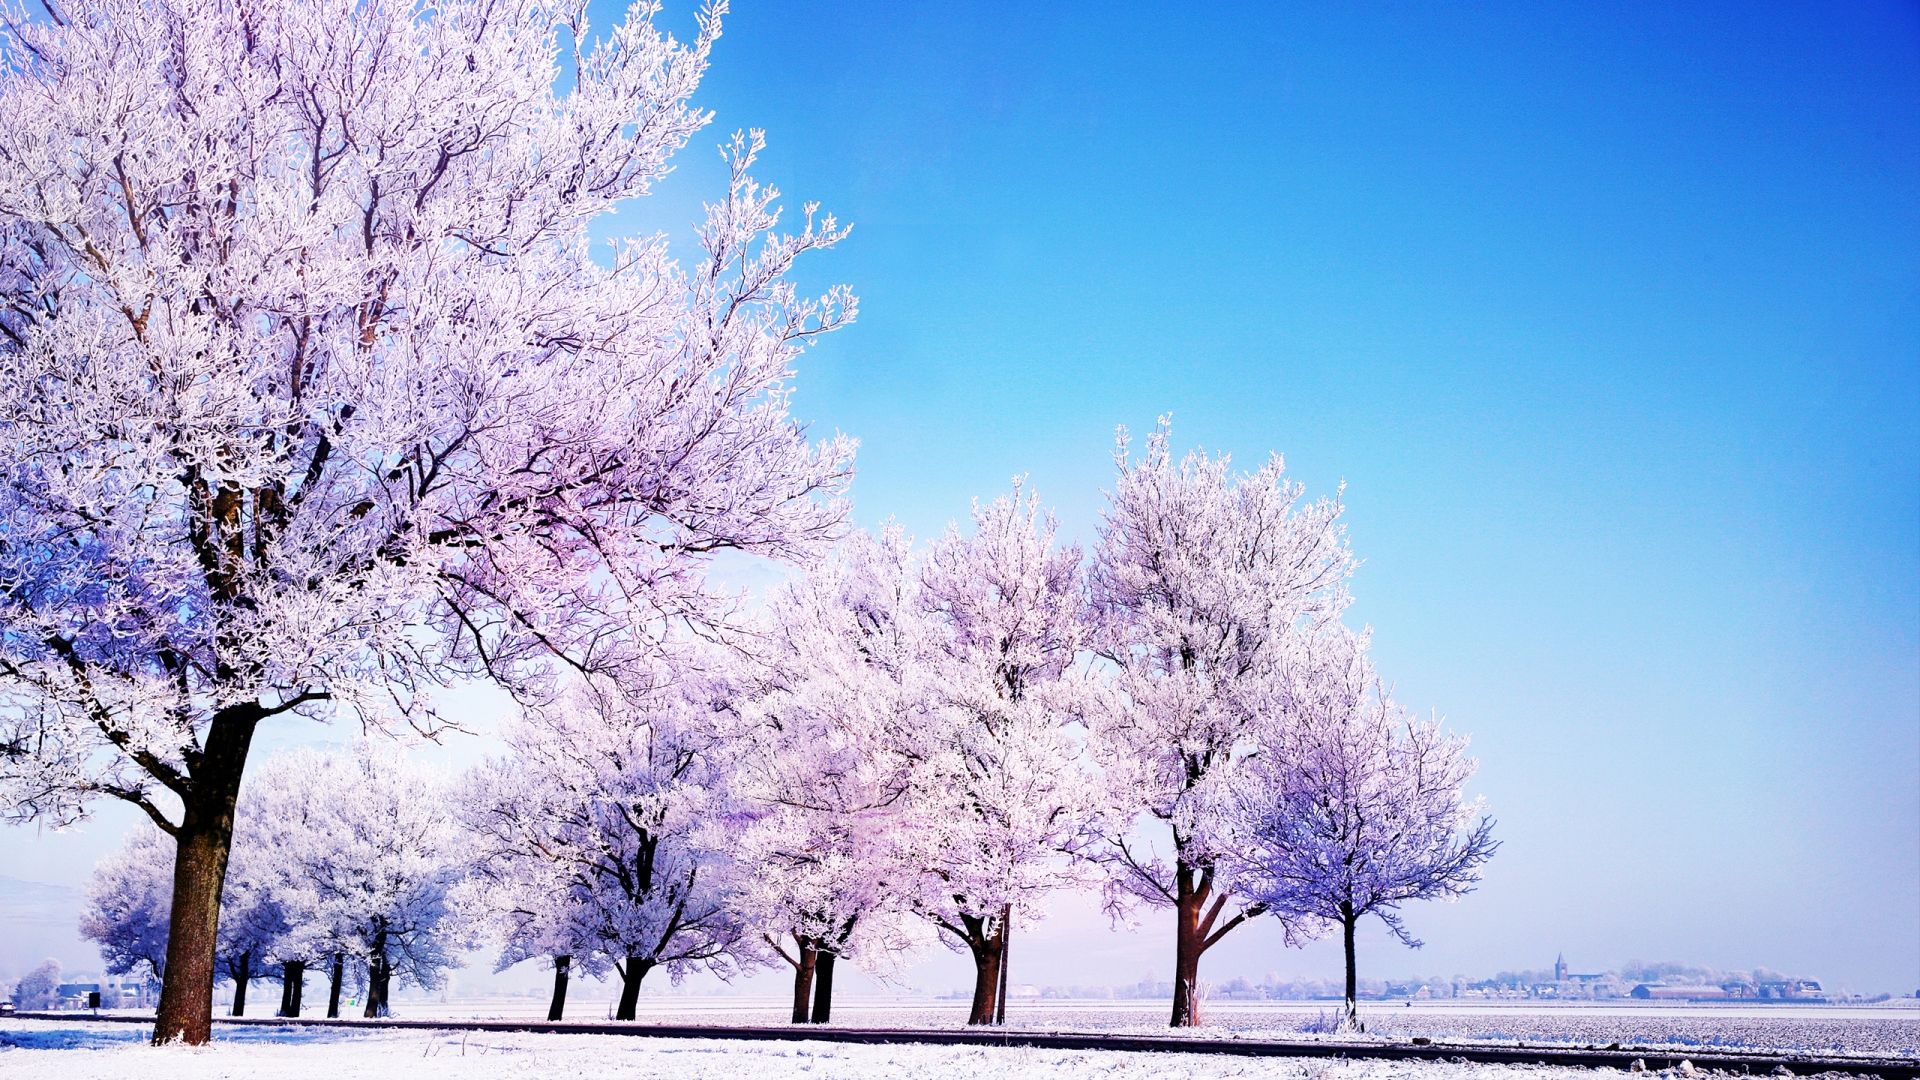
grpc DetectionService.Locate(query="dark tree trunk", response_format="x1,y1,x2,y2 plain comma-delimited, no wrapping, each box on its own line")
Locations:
963,914,1005,1026
547,955,571,1022
1170,863,1207,1028
326,953,343,1019
151,709,259,1046
810,950,837,1024
966,944,1002,1025
278,960,305,1017
789,939,817,1024
364,962,391,1018
364,924,391,1019
614,956,653,1021
995,904,1011,1025
229,952,251,1016
1341,902,1361,1032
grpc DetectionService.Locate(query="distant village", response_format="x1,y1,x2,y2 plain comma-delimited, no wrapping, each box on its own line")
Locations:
1447,954,1826,1003
1069,955,1835,1005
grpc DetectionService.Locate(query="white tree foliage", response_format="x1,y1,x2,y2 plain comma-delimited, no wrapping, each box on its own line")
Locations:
8,958,60,1009
1082,418,1352,1024
247,744,469,1017
0,0,1515,1041
0,0,854,830
0,0,854,1041
456,757,609,989
1219,625,1497,1027
209,821,289,1013
907,483,1104,1023
80,801,305,1014
79,823,175,984
730,526,928,1018
462,670,759,1019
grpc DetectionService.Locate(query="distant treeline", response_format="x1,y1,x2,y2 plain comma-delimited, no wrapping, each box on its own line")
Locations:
1000,961,1831,1002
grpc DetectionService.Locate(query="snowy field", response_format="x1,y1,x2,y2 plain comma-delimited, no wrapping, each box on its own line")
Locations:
350,997,1920,1058
0,1018,1822,1080
36,998,1920,1059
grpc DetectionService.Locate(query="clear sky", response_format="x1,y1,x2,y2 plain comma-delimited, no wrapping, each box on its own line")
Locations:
5,0,1917,997
665,0,1920,993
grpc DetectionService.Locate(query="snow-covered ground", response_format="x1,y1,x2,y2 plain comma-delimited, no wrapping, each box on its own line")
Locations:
37,998,1920,1059
0,1018,1773,1080
304,997,1920,1057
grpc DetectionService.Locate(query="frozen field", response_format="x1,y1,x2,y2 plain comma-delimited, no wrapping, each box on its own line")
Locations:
51,997,1920,1059
0,1018,1827,1080
374,997,1920,1057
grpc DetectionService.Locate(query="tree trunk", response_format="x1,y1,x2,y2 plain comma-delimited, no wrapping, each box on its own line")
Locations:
149,820,225,1042
229,952,251,1016
1170,866,1205,1027
326,953,343,1019
151,709,258,1045
365,961,391,1018
965,925,1005,1026
789,939,817,1024
811,950,837,1024
995,904,1011,1025
364,924,391,1019
547,955,571,1022
614,956,653,1021
278,960,305,1017
1341,902,1361,1032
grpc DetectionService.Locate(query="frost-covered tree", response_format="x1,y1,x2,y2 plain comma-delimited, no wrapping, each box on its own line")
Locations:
249,746,468,1018
80,816,293,1015
235,752,342,1017
1084,419,1352,1026
0,0,854,1044
1221,627,1497,1031
212,834,290,1016
456,750,608,1022
80,825,174,988
10,958,60,1010
732,527,927,1023
908,484,1104,1026
463,672,758,1021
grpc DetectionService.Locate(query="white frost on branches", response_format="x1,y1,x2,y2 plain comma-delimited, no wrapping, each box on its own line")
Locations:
1081,417,1353,1024
460,670,759,1017
907,484,1104,993
79,823,175,984
731,527,928,978
1084,418,1352,908
1221,625,1499,947
0,0,855,831
247,745,469,1015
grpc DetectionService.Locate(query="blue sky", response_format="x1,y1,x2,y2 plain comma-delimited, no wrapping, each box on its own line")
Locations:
5,1,1916,997
642,0,1920,991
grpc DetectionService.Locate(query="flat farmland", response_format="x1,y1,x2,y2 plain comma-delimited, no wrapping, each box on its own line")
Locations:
201,996,1920,1058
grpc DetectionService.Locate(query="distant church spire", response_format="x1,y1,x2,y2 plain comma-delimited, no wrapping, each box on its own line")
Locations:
1555,953,1569,982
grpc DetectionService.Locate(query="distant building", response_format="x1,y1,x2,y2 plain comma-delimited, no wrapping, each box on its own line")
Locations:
1629,979,1822,1003
42,975,154,1010
1535,953,1617,999
1632,983,1734,1001
1757,979,1824,1001
53,982,99,1009
1384,982,1440,999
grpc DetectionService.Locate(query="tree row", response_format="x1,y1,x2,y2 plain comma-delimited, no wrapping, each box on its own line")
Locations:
83,421,1495,1030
